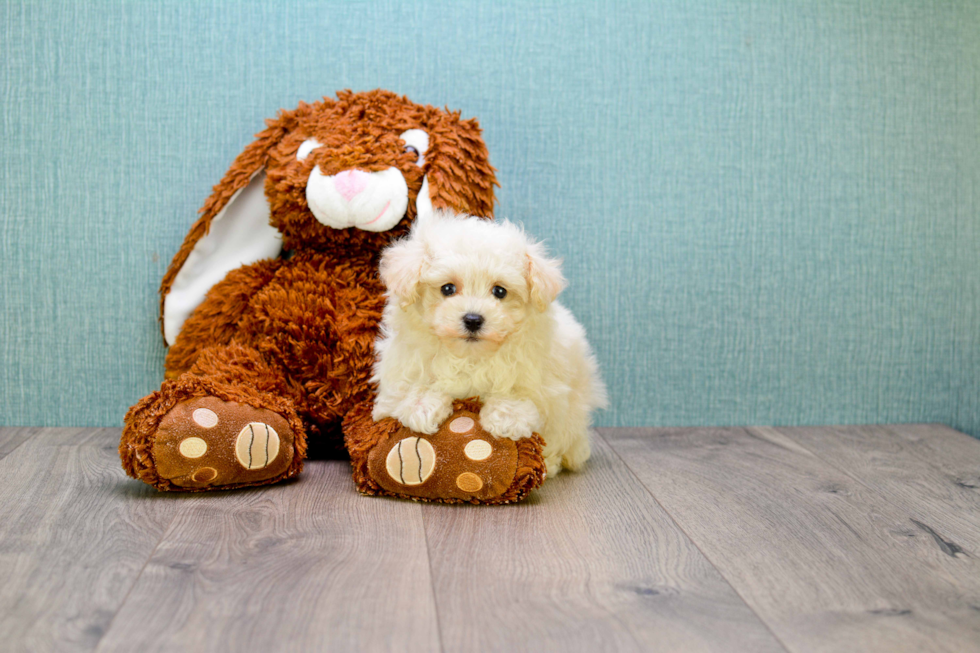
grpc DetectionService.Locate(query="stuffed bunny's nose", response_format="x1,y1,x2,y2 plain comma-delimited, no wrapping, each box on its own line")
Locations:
334,169,369,202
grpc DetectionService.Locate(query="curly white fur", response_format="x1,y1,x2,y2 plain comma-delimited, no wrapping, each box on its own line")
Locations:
372,211,608,477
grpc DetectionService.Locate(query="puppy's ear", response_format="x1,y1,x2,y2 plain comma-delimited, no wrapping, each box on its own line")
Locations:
380,236,428,306
526,241,566,311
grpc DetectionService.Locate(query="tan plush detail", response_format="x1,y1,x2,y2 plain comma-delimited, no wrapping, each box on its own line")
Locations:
455,472,484,493
178,437,208,458
384,446,401,482
192,467,218,483
384,437,436,486
235,422,280,470
449,416,475,433
191,408,218,428
463,439,492,461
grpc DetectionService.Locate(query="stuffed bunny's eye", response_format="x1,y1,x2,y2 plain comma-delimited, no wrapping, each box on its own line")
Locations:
296,138,322,161
441,283,456,297
400,129,428,167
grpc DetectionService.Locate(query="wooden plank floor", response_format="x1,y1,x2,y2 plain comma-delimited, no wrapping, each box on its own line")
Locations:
0,425,977,653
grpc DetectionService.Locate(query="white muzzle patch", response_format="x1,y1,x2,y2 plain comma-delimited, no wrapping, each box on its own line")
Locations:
306,166,409,232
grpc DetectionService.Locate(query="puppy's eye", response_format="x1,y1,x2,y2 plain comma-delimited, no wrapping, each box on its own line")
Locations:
404,145,419,161
492,285,507,299
440,283,456,297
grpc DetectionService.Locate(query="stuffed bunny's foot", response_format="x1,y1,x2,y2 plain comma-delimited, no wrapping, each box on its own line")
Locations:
152,396,298,489
346,399,547,504
122,389,306,491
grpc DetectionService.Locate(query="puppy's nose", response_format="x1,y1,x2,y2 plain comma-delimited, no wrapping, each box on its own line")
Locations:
462,313,485,333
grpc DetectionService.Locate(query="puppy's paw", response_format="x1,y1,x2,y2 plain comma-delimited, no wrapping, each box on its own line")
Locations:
560,434,591,472
544,455,563,478
396,393,454,435
479,398,541,441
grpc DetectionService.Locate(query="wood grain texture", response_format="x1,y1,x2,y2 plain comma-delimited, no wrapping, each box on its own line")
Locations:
764,425,980,552
603,426,980,653
4,425,979,653
0,428,176,653
95,458,440,653
421,434,786,653
881,424,980,493
0,427,39,460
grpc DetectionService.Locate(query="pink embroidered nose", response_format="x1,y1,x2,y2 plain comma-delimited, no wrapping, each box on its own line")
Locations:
334,169,369,202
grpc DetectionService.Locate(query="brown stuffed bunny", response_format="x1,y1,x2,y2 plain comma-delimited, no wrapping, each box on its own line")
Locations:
121,90,546,502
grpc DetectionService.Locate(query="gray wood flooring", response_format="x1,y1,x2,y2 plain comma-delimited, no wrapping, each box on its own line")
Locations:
1,424,978,652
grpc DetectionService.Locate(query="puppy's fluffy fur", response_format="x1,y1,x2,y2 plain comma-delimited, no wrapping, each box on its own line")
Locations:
372,211,607,476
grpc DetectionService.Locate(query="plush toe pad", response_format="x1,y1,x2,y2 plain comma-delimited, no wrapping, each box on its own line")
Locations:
152,397,295,488
236,423,281,470
366,407,523,501
385,436,436,485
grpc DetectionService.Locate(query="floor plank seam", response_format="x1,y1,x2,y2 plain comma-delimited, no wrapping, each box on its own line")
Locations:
881,424,976,471
772,425,964,505
419,507,447,653
765,426,977,558
0,439,29,462
91,505,182,653
0,428,35,463
595,428,795,653
762,426,892,498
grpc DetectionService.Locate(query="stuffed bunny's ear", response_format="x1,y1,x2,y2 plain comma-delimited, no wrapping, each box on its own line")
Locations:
414,176,434,224
421,116,497,220
162,170,281,345
160,114,294,346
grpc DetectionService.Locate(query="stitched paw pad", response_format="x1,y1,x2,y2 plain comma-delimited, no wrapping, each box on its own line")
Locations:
152,397,296,488
368,409,526,501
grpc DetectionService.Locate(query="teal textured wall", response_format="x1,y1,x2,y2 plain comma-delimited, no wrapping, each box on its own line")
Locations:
2,1,978,434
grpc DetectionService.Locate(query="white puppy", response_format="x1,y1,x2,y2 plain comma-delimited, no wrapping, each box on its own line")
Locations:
372,211,608,477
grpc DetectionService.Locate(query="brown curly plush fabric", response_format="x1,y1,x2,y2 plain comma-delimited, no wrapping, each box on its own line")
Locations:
120,90,542,502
